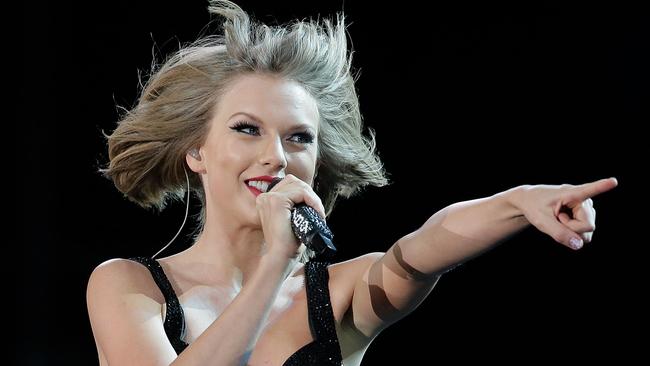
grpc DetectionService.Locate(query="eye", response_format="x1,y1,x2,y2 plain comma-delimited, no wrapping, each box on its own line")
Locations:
230,121,315,145
230,121,259,135
289,132,315,144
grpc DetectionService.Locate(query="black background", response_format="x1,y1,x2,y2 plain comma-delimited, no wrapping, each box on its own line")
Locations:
18,1,647,364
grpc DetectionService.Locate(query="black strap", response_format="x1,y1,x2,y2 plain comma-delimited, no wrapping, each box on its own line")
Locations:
304,261,342,359
129,257,189,354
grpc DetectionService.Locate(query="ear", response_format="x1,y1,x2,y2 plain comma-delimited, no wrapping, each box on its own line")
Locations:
186,148,207,174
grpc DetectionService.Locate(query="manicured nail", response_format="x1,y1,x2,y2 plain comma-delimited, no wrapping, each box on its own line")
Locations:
570,237,583,250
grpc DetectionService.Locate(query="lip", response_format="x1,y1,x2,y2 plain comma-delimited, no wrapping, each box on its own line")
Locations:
244,175,276,183
244,175,283,197
246,185,263,197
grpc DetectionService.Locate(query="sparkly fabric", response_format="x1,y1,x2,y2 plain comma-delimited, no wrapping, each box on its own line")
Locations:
291,206,336,256
283,260,343,365
129,257,189,354
267,177,336,257
128,258,341,363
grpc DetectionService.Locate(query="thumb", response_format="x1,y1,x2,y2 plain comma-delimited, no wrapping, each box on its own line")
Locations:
539,216,584,250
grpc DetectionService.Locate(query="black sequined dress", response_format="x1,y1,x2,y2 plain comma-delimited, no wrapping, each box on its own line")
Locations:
130,257,343,365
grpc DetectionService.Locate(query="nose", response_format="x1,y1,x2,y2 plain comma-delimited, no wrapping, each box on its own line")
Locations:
258,134,288,169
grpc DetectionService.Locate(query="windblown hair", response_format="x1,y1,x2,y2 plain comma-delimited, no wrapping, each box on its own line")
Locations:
99,0,390,238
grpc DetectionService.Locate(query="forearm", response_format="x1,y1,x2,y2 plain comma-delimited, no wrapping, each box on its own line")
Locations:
172,254,294,366
395,186,530,276
440,186,530,248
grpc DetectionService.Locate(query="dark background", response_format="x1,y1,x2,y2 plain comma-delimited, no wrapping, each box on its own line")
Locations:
18,1,646,364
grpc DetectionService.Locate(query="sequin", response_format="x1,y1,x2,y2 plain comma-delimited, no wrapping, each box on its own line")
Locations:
291,206,336,256
282,260,343,365
129,258,342,364
130,257,189,354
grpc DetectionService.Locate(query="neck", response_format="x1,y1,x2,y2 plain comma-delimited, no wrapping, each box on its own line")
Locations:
191,223,266,284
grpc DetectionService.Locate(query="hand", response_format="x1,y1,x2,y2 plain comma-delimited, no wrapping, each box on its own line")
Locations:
255,174,327,259
516,177,618,250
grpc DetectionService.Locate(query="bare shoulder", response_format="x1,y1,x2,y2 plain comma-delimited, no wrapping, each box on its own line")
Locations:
87,258,163,304
327,252,386,351
328,252,385,298
86,258,165,320
329,252,385,280
86,258,176,364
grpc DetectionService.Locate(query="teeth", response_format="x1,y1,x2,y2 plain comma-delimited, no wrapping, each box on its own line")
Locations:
247,180,270,193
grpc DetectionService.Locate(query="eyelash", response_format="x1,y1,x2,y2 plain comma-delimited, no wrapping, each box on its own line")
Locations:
230,121,315,144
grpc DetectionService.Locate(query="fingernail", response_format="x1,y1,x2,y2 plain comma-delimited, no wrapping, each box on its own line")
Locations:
570,237,583,250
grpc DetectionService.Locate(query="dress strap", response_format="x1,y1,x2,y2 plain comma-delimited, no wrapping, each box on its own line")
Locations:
129,257,188,354
304,260,341,357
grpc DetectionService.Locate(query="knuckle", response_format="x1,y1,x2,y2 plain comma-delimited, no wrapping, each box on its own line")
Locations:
286,174,310,188
298,179,311,190
257,192,279,204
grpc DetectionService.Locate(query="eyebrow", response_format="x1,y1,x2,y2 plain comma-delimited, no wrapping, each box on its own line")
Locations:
229,112,316,133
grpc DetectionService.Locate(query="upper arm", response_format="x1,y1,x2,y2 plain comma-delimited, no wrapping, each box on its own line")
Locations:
86,259,178,365
347,240,442,339
348,208,488,339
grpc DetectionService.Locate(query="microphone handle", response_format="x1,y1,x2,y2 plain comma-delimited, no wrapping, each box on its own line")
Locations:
267,178,337,257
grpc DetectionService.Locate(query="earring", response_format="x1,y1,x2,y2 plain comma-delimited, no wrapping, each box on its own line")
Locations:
189,149,201,160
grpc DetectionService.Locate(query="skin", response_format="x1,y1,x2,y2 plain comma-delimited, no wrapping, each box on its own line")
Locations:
87,73,618,365
181,73,324,286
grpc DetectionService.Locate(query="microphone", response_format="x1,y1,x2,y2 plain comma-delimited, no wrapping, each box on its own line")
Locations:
267,177,337,258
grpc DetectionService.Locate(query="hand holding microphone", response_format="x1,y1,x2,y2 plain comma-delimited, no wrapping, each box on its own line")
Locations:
266,176,336,259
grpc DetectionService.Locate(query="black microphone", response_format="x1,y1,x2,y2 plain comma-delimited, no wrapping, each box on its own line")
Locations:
267,177,336,258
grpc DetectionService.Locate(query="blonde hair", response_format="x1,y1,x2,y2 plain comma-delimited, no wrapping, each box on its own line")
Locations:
99,0,390,242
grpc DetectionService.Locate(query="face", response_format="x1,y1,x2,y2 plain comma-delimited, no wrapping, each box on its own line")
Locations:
191,73,320,226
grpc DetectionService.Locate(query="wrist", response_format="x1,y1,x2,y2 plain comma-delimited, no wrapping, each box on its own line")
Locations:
501,185,530,219
260,250,295,273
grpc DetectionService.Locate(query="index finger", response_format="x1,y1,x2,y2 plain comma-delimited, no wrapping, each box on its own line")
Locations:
571,177,618,201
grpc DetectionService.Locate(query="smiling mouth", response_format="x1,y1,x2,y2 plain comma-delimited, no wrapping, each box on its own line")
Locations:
246,183,263,197
245,179,271,194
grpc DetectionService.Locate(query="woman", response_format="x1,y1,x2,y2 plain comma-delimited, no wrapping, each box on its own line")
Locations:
87,1,618,365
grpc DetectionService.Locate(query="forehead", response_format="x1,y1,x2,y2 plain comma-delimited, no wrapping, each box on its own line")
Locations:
215,74,319,130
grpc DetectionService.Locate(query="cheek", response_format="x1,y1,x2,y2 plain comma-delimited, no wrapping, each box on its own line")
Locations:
289,153,318,184
203,140,252,197
209,139,249,171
